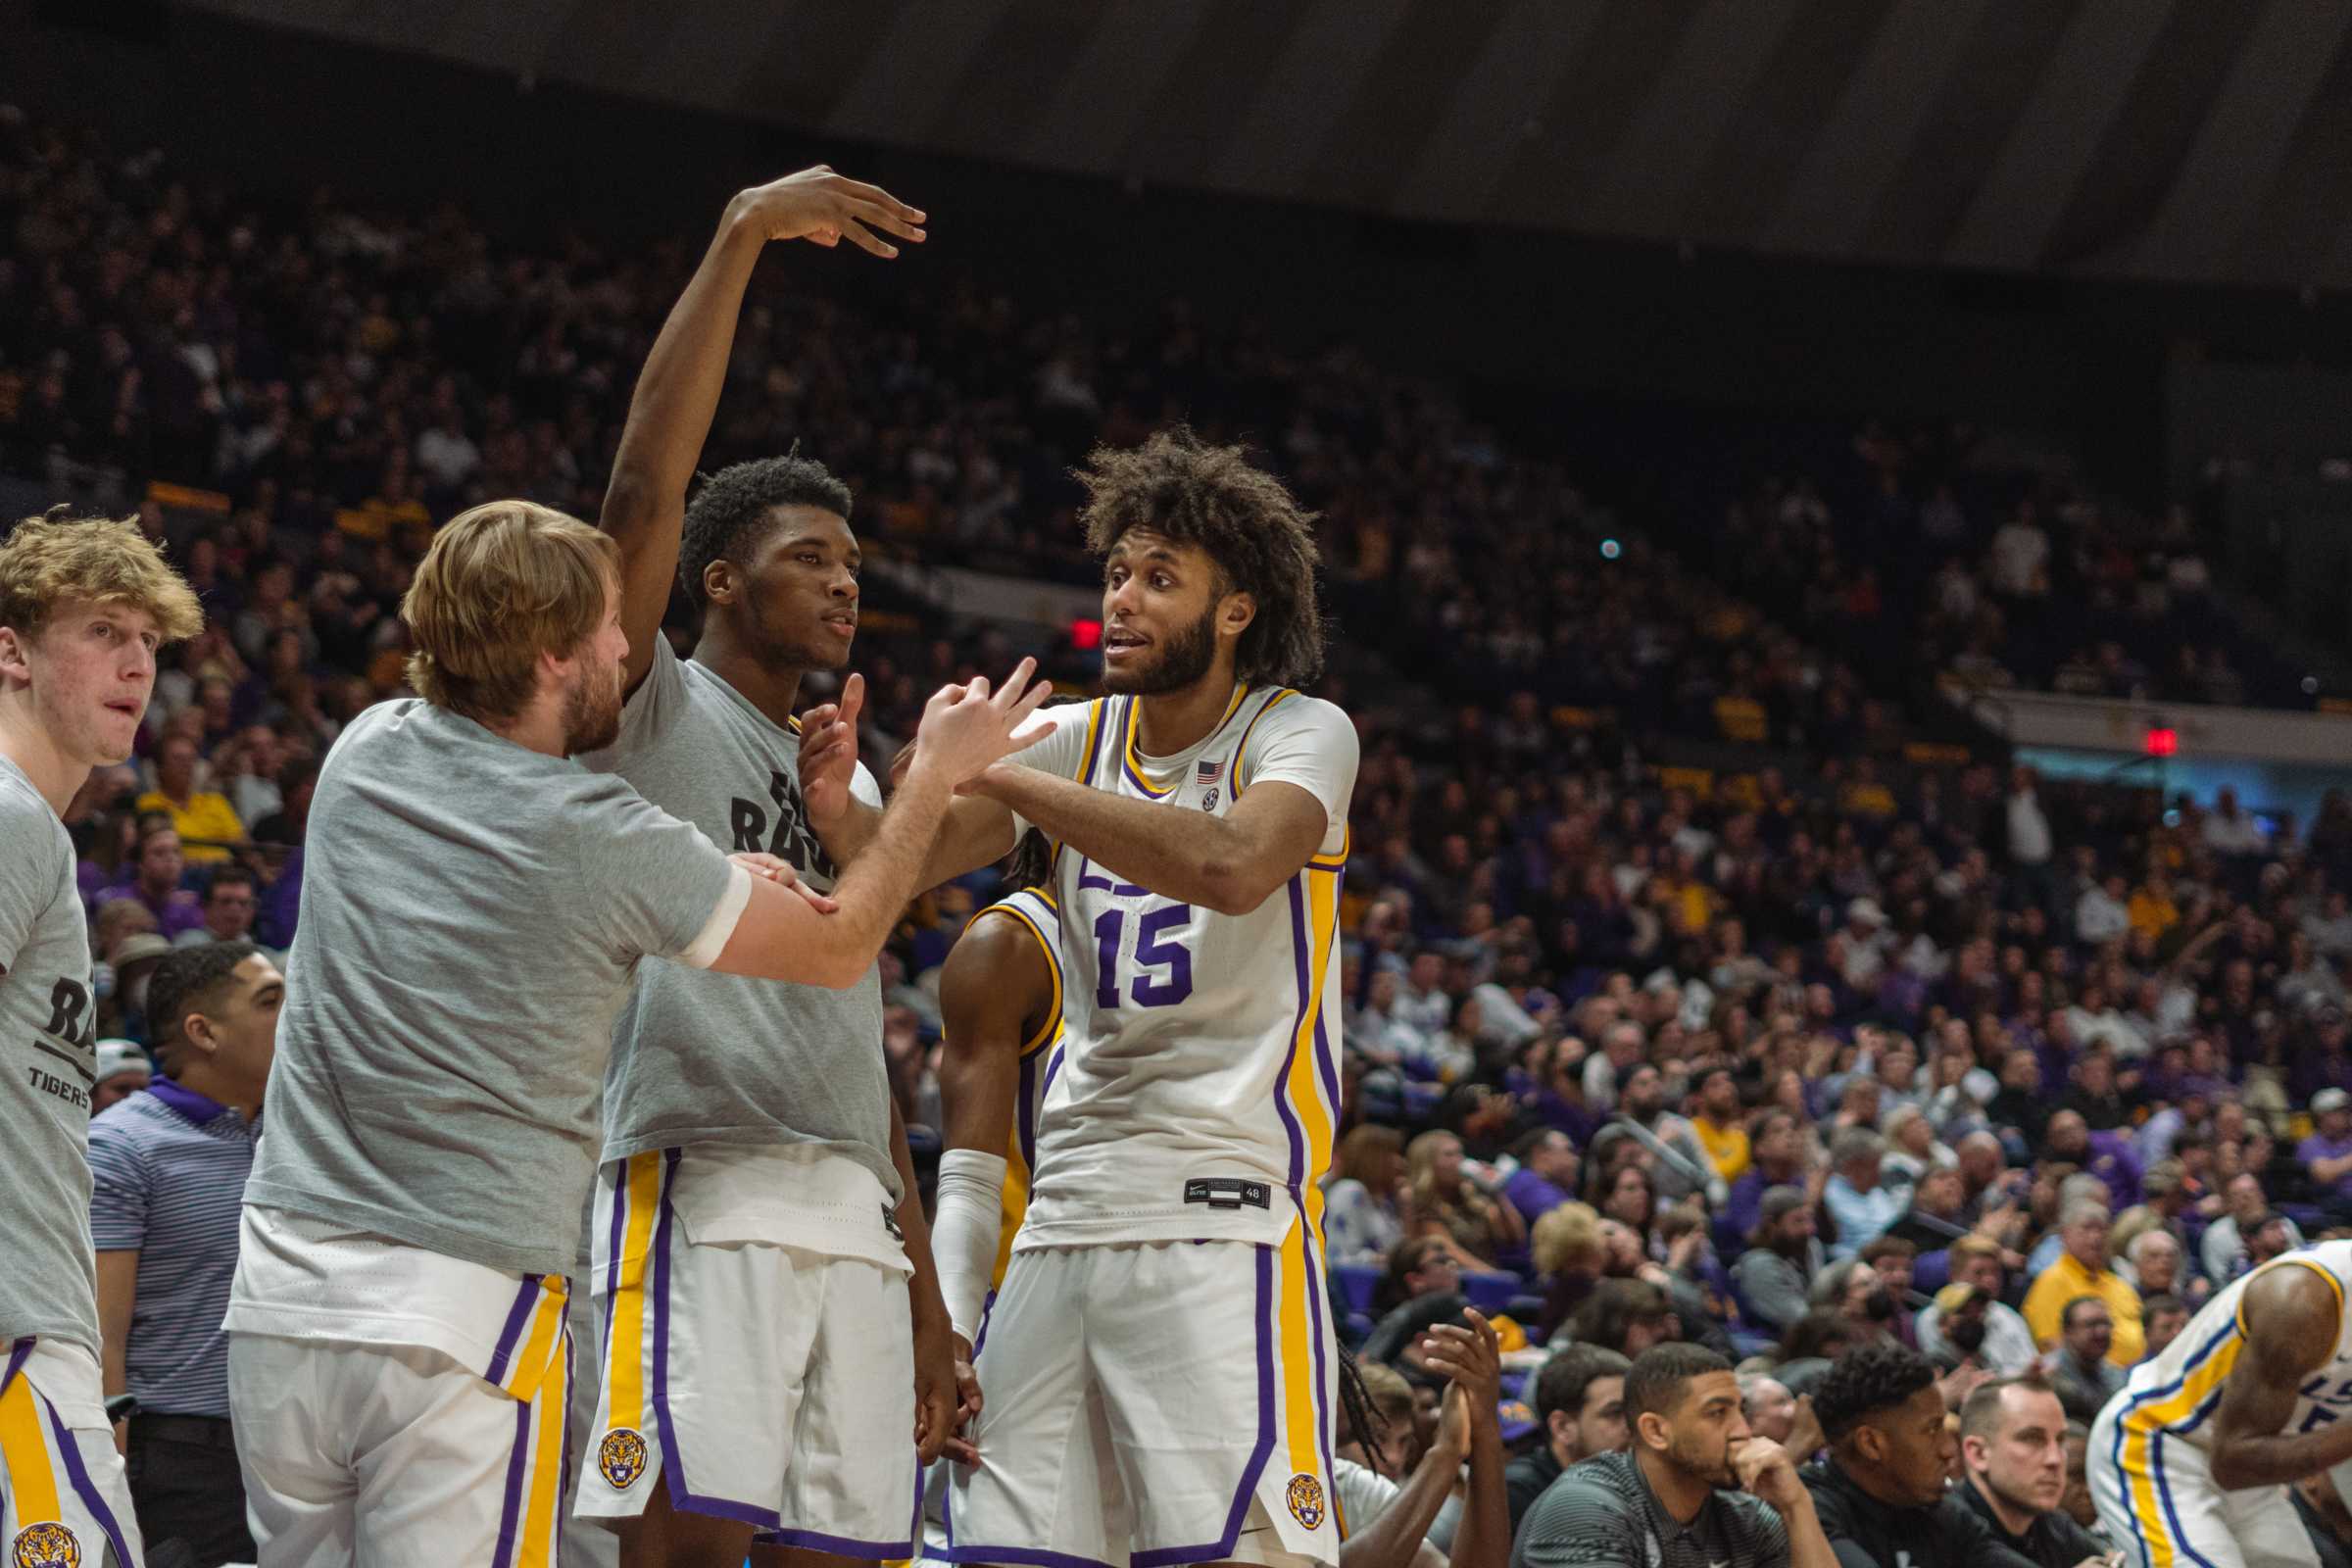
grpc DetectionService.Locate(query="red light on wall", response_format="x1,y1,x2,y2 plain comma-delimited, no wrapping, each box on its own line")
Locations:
1071,618,1102,650
2145,727,2178,757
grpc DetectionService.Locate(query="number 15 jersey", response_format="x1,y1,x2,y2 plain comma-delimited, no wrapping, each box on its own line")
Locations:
1004,685,1357,1252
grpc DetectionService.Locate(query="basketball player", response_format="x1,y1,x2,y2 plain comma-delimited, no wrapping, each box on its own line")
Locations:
803,427,1357,1566
1,510,200,1568
567,166,964,1568
222,499,1046,1567
2091,1240,2352,1568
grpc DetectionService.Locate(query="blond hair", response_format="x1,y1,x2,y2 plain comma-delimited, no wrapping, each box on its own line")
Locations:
1534,1200,1604,1277
0,508,203,644
401,501,615,726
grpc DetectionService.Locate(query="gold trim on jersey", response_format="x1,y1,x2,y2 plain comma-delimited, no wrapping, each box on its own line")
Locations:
1283,852,1345,1248
1119,684,1252,799
606,1152,665,1434
967,900,1064,1062
1232,687,1298,788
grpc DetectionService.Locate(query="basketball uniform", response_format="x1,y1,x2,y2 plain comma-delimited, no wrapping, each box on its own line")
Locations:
575,637,919,1555
2091,1241,2352,1568
1,756,144,1568
947,686,1358,1568
963,885,1067,1290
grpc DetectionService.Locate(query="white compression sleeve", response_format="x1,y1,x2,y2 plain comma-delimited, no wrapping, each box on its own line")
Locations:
931,1149,1009,1344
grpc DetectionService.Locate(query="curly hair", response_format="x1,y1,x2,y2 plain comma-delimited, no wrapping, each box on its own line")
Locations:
1810,1340,1937,1444
1075,427,1326,687
1,506,204,643
678,453,854,611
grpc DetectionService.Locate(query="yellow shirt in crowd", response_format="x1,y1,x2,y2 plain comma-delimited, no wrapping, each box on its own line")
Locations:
135,790,245,864
2022,1250,2144,1367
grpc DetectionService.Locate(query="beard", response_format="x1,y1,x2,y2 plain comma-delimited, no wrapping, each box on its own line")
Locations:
562,658,624,755
1667,1426,1740,1491
1103,604,1218,695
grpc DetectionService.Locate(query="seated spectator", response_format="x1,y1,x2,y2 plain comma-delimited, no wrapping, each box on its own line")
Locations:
105,826,205,940
1688,1066,1751,1182
1510,1344,1833,1568
1326,1123,1409,1268
1569,1279,1678,1359
1737,1373,1820,1455
2138,1293,2188,1363
2075,873,2131,948
134,732,245,864
1612,1062,1717,1204
90,1039,152,1116
2041,1108,2141,1205
1334,1314,1509,1568
1879,1105,1951,1189
2115,1227,2185,1305
1954,1376,2110,1568
1823,1128,1901,1261
1532,1202,1607,1339
2023,1202,2143,1367
1773,1310,1864,1400
1405,1130,1524,1269
1593,1160,1659,1247
1801,1341,2040,1568
1507,1345,1632,1534
1736,1188,1826,1335
1374,1238,1465,1319
1916,1239,2038,1375
1721,1108,1810,1255
171,864,274,960
1857,1237,1919,1347
1501,1128,1581,1231
2299,1088,2352,1226
2201,1172,2305,1284
2041,1298,2125,1426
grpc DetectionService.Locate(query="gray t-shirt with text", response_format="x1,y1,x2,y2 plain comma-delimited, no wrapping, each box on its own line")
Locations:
0,755,101,1352
582,639,894,1198
243,700,736,1280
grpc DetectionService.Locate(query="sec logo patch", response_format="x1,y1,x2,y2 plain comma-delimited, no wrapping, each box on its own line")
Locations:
1285,1472,1326,1530
598,1427,649,1489
11,1522,81,1568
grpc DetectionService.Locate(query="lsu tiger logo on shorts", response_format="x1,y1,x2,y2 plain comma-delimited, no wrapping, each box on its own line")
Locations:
598,1427,649,1489
1285,1472,1325,1531
10,1522,80,1568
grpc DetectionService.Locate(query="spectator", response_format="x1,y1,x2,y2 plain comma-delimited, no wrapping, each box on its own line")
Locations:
106,826,204,939
1372,1238,1464,1319
1954,1376,2110,1568
1334,1313,1510,1568
1724,1109,1812,1254
1811,1258,1900,1348
1326,1124,1409,1268
2041,1298,2124,1426
1801,1342,2038,1568
170,864,270,958
1507,1345,1632,1533
2117,1228,2184,1303
2294,1472,2352,1568
89,1039,151,1115
2299,1088,2352,1226
2058,1423,2100,1540
2022,1202,2143,1367
1690,1066,1751,1182
1569,1279,1679,1360
1736,1188,1826,1335
2075,873,2130,948
1406,1130,1524,1269
1509,1343,1834,1568
2201,1172,2305,1284
1738,1375,1824,1458
1856,1238,1918,1346
1822,1129,1901,1262
89,941,280,1566
1613,1062,1717,1204
2201,788,2266,857
1773,1311,1865,1400
2137,1294,2188,1363
133,733,243,864
1502,1128,1581,1231
1916,1238,2038,1375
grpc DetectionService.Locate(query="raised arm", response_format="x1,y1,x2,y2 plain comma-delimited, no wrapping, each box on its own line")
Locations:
602,168,924,694
2208,1264,2352,1490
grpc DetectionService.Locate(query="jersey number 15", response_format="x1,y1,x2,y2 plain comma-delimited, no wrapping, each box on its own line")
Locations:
1095,906,1195,1009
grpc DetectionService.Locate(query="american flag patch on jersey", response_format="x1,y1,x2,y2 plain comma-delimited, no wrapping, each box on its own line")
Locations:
1197,759,1222,787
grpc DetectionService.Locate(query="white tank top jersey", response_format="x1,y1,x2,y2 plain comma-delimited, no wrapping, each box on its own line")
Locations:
2107,1242,2352,1467
1004,685,1359,1252
958,886,1066,1287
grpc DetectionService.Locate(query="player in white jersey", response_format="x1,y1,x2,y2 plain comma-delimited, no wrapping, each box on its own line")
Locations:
802,428,1358,1566
0,510,200,1568
2090,1240,2352,1568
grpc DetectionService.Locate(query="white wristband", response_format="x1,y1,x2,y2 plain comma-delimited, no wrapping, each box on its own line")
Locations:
932,1149,1009,1345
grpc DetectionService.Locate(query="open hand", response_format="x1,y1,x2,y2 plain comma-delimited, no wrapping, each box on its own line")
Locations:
797,673,863,828
729,852,838,913
731,167,926,258
910,660,1053,791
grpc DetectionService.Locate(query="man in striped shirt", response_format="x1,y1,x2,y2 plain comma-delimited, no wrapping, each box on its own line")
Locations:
90,940,280,1567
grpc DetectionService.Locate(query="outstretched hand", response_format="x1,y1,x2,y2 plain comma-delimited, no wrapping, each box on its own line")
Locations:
911,659,1054,791
798,673,864,828
732,167,926,259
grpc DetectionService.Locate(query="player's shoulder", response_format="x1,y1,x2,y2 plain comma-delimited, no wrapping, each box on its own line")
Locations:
965,887,1063,953
1243,688,1354,745
0,759,69,867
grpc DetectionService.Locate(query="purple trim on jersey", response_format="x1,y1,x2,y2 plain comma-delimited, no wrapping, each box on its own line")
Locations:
760,1524,917,1557
651,1147,785,1530
43,1396,136,1568
1016,1055,1039,1173
484,1275,541,1388
1300,1226,1340,1522
1041,1043,1067,1107
2152,1430,2223,1568
1130,1244,1279,1568
603,1162,630,1366
1310,870,1346,1117
1271,877,1312,1193
1078,701,1113,789
489,1396,531,1568
1,1338,29,1398
945,1544,1119,1568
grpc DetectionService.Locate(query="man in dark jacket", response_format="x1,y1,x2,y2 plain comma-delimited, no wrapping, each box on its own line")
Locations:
1954,1376,2114,1567
1505,1345,1631,1535
1800,1342,2040,1568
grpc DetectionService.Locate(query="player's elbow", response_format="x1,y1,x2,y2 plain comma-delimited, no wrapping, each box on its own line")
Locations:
802,944,874,991
2210,1449,2252,1491
1197,860,1274,917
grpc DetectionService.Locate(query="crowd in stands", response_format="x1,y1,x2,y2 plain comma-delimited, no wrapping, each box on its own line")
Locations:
14,100,2352,1565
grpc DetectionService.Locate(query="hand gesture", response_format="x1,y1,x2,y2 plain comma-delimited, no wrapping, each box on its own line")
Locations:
1421,1307,1502,1456
910,1310,960,1466
910,659,1053,791
1729,1436,1805,1511
732,166,926,258
1784,1394,1825,1461
797,673,863,829
729,852,838,913
944,1332,984,1467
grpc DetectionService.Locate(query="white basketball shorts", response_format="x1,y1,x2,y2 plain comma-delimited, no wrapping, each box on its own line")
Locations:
1,1338,143,1568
